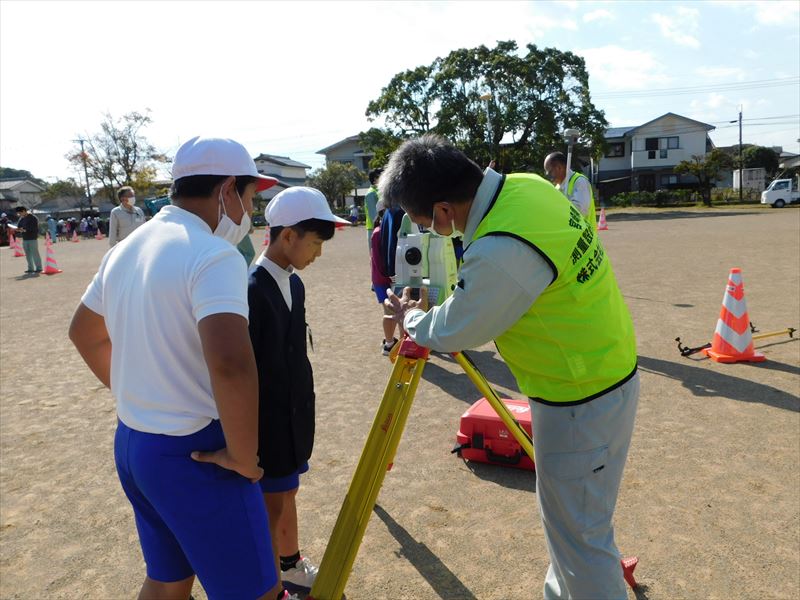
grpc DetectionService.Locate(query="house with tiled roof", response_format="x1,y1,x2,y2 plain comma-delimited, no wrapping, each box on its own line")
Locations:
253,153,312,200
0,178,46,213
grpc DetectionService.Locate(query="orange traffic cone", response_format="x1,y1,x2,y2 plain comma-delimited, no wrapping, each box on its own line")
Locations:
71,230,79,243
10,232,25,257
702,268,765,363
597,208,609,230
95,229,104,240
262,227,270,247
43,241,62,275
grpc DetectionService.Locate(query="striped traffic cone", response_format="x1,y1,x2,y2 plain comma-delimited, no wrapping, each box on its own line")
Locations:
71,230,79,243
95,229,104,240
43,240,62,275
597,208,609,231
262,227,270,247
702,268,765,363
10,232,25,257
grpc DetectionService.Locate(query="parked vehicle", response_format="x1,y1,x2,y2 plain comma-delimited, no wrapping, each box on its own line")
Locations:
760,177,800,208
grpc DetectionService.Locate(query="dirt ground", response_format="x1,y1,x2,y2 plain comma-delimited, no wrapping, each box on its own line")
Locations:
1,206,798,600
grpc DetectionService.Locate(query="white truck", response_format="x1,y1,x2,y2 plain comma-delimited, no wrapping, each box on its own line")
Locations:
760,177,800,208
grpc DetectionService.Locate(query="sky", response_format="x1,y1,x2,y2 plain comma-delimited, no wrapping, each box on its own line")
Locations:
1,0,798,184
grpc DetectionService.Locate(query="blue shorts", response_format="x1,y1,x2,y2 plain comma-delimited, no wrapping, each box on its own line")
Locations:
259,462,309,493
114,419,277,599
374,284,389,304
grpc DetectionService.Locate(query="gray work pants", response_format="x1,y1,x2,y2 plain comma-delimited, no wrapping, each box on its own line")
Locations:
22,239,42,272
530,372,640,600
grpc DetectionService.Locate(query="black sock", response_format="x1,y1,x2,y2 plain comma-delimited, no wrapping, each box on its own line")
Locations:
280,551,301,571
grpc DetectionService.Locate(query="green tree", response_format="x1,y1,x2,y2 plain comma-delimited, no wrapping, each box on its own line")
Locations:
306,162,363,209
674,149,733,206
41,178,85,201
362,40,607,172
0,167,46,186
742,145,779,177
66,110,169,205
358,128,404,169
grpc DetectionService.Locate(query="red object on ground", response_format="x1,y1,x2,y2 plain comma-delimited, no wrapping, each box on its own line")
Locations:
621,556,639,589
455,397,534,471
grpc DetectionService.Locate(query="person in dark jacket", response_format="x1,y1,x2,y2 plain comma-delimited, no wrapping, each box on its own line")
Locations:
248,186,348,596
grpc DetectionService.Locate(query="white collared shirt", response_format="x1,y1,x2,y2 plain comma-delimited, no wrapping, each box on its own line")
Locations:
254,252,294,311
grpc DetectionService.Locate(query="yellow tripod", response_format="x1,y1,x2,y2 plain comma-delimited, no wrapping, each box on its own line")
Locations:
308,339,534,600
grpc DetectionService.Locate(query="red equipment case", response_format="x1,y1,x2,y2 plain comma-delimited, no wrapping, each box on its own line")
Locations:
454,397,534,471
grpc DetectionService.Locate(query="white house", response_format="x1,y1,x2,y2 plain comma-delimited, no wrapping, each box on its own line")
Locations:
317,135,373,175
0,178,46,213
597,113,716,200
253,154,312,200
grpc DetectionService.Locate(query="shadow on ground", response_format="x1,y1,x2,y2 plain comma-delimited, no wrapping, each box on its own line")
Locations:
373,504,478,600
638,355,799,412
421,349,519,402
458,457,537,492
607,210,769,222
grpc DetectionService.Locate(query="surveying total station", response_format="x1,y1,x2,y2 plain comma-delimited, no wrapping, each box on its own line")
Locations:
393,215,458,307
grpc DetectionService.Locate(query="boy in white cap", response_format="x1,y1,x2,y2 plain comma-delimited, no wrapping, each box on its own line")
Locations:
248,187,348,596
69,136,285,600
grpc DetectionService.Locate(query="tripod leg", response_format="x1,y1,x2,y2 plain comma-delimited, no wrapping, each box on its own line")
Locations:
451,351,535,464
310,352,428,600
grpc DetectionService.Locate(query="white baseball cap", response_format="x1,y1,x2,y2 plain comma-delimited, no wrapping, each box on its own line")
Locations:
172,136,278,192
266,187,350,227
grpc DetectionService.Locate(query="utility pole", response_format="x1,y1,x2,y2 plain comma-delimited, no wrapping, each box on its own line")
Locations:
738,108,743,203
73,138,92,210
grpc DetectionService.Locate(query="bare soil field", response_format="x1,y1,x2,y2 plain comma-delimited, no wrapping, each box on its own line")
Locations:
1,206,798,600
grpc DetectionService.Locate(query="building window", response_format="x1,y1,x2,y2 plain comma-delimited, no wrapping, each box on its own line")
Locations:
648,150,656,160
605,142,625,158
667,136,679,149
660,174,678,186
645,137,659,151
660,149,668,159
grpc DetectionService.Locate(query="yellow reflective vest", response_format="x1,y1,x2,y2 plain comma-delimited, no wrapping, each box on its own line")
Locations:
471,173,637,404
567,171,597,230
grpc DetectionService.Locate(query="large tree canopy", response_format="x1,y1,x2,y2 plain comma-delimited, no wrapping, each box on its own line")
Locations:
362,41,607,172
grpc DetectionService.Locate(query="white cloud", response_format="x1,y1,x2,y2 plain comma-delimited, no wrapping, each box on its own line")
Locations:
650,7,701,48
694,66,746,80
584,9,614,23
578,45,670,91
711,0,799,27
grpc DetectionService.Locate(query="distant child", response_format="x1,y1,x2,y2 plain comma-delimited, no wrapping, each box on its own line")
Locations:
248,186,349,597
370,199,400,355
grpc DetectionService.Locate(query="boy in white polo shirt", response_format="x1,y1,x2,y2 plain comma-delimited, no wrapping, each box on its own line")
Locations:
248,187,348,596
69,137,285,600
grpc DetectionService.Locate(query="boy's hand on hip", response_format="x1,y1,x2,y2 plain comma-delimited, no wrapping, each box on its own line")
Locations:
191,448,263,483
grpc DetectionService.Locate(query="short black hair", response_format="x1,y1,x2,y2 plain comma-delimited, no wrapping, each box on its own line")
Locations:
270,218,336,242
368,168,383,185
15,206,26,213
379,134,483,217
170,175,258,200
117,186,135,200
546,152,567,167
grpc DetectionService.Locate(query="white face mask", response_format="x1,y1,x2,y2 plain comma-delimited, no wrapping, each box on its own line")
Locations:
433,218,462,239
127,196,136,207
213,187,251,245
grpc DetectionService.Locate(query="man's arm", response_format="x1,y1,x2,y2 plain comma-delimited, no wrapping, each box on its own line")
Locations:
193,313,262,481
573,177,592,217
108,210,118,246
388,236,553,352
69,304,112,388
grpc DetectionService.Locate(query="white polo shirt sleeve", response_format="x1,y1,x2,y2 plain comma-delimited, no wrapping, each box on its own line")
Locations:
191,248,249,322
81,249,115,316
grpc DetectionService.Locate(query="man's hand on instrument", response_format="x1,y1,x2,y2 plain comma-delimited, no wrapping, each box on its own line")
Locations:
383,287,426,326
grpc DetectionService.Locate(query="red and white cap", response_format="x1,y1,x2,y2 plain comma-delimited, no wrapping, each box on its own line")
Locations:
172,136,278,192
265,187,350,227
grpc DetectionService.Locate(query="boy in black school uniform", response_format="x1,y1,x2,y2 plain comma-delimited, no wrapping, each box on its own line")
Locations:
248,186,349,598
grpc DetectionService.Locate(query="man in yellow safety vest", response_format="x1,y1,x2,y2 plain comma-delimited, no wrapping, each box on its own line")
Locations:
544,151,597,230
384,135,638,600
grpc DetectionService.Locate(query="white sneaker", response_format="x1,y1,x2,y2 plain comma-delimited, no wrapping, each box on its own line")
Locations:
282,556,318,590
382,338,399,356
278,590,300,600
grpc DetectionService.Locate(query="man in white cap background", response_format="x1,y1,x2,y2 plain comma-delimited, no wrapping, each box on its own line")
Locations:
248,187,348,597
69,136,284,600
